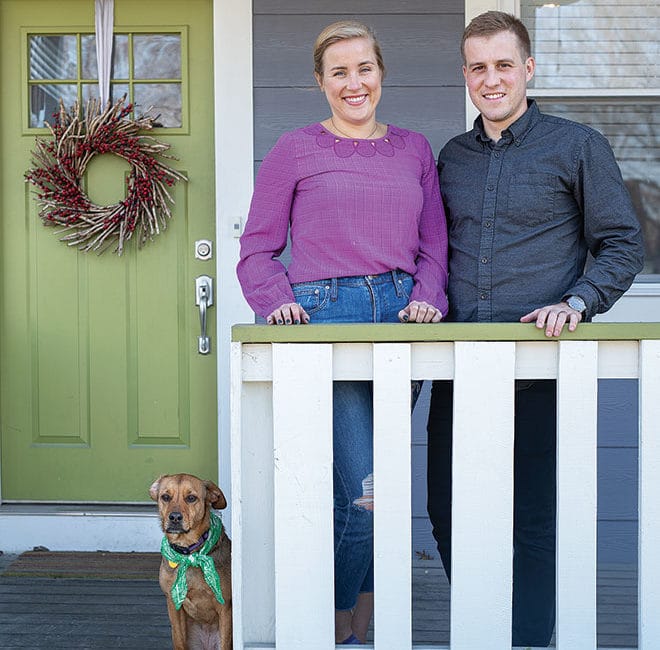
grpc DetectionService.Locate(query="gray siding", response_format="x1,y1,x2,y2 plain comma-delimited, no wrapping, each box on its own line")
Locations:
251,2,638,566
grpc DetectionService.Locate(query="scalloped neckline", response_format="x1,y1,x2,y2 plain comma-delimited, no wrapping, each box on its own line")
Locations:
307,123,409,158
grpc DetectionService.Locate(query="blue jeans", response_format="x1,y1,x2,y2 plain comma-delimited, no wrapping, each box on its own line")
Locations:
292,270,413,611
427,379,557,647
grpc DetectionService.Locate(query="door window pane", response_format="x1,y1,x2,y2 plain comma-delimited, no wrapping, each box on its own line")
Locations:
81,34,129,79
133,34,181,79
82,82,129,105
30,84,77,127
537,100,660,277
134,83,182,127
29,35,77,80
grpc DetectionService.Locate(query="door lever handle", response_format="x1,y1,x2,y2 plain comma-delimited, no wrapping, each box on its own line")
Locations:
195,275,214,354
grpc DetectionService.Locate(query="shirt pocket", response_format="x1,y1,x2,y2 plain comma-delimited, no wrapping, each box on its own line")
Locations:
506,172,557,226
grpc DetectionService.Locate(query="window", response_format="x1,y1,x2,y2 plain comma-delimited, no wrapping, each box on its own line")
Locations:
521,0,660,278
28,31,183,129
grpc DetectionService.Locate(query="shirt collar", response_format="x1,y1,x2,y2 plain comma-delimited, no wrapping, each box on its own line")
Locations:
474,99,540,146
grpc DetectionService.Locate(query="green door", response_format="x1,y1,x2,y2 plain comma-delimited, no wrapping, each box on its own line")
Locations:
0,0,217,501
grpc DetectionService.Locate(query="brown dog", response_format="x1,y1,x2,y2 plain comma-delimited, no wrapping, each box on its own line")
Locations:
150,474,232,650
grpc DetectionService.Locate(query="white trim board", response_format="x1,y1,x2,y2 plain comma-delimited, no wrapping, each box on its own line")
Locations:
213,0,255,541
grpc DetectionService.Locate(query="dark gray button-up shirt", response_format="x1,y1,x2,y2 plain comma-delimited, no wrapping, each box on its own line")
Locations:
438,100,644,323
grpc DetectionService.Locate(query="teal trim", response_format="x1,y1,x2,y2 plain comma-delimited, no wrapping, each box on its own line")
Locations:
232,322,660,343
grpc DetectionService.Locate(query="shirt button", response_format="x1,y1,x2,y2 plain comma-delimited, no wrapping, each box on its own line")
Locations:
487,185,494,191
494,152,500,158
481,257,489,264
485,221,492,228
480,293,487,300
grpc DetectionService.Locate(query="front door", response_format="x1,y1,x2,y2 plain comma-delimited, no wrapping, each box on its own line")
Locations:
0,0,217,501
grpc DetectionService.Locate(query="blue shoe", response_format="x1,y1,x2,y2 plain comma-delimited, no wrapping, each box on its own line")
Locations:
340,634,361,645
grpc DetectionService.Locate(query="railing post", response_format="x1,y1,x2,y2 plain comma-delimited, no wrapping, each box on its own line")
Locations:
272,343,335,650
230,341,244,650
556,341,599,649
451,341,515,650
638,339,660,650
232,341,277,647
373,343,412,650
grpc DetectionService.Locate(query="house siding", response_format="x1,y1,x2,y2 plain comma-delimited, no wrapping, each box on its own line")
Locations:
251,1,639,565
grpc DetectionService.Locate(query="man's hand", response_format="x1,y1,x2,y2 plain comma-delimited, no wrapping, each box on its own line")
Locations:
520,301,583,337
266,303,310,325
398,301,443,323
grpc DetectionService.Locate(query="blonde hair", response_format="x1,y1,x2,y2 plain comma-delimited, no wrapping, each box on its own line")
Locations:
313,20,386,79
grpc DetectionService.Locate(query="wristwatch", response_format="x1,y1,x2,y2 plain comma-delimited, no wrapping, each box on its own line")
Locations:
566,295,586,314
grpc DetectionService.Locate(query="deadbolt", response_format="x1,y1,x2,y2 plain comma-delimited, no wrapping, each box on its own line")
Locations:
195,239,213,260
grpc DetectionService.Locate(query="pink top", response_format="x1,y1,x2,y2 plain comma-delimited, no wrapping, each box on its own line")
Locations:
237,123,449,318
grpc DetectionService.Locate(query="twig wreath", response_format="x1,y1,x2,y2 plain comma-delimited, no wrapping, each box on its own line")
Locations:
25,97,187,255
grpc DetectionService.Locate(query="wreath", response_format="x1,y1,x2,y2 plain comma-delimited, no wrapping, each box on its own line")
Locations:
25,97,187,255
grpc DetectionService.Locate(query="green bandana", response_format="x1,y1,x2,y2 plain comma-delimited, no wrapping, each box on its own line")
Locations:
160,511,225,610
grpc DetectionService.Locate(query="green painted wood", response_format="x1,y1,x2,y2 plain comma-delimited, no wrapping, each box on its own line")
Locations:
232,322,660,343
0,0,217,501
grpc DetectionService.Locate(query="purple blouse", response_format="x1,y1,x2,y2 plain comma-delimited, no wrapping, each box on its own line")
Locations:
237,123,449,318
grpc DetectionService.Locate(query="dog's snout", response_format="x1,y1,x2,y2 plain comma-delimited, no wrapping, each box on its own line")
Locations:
168,511,183,524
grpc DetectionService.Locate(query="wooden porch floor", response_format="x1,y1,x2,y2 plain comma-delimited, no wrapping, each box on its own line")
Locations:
0,553,637,648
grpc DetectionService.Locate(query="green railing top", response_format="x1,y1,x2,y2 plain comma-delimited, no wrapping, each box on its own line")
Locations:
232,322,660,343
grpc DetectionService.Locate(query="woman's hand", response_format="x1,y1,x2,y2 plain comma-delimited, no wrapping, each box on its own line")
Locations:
266,303,310,325
398,301,443,323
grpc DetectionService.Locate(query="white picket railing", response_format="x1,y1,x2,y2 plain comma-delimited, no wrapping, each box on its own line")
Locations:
230,323,660,650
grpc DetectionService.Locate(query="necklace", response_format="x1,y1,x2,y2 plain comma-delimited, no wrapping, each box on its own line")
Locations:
330,117,380,140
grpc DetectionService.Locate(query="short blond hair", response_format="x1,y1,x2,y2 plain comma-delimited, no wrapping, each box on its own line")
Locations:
313,20,386,79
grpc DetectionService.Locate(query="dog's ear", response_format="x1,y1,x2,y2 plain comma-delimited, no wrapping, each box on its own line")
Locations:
149,475,165,501
205,481,227,510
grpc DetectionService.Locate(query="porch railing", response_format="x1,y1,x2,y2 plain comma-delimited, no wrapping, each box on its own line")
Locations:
230,323,660,650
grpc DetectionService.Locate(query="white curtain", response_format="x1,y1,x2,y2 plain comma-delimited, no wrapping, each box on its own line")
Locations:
95,0,115,106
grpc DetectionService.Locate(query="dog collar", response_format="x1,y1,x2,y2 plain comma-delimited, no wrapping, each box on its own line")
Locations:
169,529,210,556
160,511,225,610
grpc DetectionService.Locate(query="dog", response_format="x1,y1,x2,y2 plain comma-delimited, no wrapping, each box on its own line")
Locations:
150,474,232,650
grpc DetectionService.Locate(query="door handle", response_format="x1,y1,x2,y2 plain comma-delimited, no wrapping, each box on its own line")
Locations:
195,275,214,354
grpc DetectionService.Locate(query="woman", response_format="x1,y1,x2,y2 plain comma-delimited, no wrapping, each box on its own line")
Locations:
237,20,448,645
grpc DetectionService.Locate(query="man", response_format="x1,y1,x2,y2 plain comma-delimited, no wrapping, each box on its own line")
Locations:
426,11,644,647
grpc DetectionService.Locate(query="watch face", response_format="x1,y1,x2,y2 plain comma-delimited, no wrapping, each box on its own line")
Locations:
568,296,586,312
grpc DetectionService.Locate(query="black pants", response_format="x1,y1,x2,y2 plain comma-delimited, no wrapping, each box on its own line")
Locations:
427,380,557,647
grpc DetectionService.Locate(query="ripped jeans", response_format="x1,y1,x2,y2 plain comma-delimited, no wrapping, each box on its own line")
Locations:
292,270,413,610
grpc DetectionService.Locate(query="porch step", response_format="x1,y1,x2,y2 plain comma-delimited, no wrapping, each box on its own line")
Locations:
0,504,161,553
